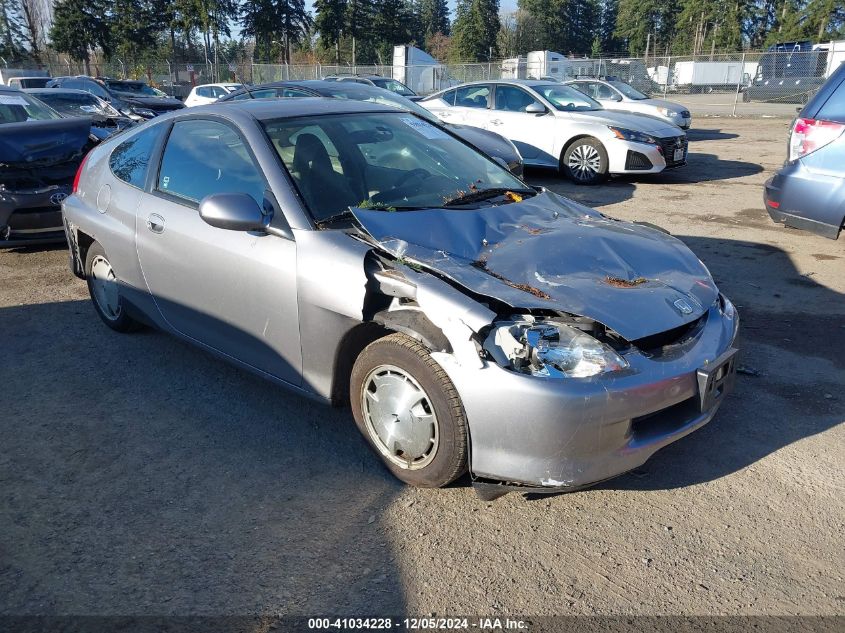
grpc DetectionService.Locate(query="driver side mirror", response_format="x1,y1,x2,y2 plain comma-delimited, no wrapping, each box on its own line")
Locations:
525,102,546,114
199,192,268,232
609,94,623,102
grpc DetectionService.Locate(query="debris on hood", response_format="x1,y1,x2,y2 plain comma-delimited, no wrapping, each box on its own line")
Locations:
351,192,718,342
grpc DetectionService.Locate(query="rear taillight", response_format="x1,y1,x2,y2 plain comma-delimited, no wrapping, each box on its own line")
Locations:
72,152,90,194
788,117,845,161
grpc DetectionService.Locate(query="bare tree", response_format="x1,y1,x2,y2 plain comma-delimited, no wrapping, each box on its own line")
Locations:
20,0,46,61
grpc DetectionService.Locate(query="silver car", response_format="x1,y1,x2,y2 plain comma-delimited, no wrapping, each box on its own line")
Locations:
420,80,688,185
565,78,692,129
63,98,738,498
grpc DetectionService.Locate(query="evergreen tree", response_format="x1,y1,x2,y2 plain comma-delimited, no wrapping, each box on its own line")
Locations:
419,0,450,40
451,0,500,61
314,0,346,60
373,0,414,61
614,0,680,55
241,0,312,63
50,0,112,72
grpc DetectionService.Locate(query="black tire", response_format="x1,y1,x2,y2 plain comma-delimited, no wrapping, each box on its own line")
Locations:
562,137,609,185
350,333,468,488
84,241,142,333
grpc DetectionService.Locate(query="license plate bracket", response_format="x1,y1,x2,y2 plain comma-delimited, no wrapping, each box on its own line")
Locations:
696,348,738,411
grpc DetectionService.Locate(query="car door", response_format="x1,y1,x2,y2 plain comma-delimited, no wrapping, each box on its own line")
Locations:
450,84,493,127
134,117,302,385
488,85,559,165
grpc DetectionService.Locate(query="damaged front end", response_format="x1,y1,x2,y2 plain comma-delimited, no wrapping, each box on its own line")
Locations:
1,118,94,247
347,192,739,497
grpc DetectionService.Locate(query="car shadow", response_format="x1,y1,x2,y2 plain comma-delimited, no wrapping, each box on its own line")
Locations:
685,128,740,142
0,298,407,617
526,151,763,206
597,235,844,493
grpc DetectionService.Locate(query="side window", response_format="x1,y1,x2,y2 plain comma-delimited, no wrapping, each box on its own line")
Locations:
817,79,845,123
495,85,541,112
196,87,210,98
439,89,457,106
109,123,166,188
281,88,311,98
157,119,265,205
87,82,110,99
594,83,616,99
571,82,590,96
455,85,490,109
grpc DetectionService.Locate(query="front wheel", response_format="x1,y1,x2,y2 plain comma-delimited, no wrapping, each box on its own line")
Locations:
562,138,609,185
85,241,142,333
350,333,468,488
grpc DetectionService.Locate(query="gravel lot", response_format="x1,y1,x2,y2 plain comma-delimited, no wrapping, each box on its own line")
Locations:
1,118,843,619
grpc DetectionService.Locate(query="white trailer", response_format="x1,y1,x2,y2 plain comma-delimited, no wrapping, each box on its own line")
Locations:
814,40,845,77
671,61,749,92
392,45,456,94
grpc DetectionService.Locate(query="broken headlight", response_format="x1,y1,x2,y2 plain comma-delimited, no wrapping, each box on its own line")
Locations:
485,319,628,378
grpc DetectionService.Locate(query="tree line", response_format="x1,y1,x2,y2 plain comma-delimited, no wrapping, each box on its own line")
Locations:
0,0,842,70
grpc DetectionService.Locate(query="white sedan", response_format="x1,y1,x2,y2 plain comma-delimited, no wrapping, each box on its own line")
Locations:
565,78,692,129
184,83,242,107
420,80,688,184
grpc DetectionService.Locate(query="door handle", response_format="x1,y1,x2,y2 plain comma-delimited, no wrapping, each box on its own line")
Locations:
146,213,165,234
490,119,503,125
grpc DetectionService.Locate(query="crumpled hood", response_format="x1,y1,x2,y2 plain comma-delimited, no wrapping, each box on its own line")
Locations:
0,118,91,164
352,192,717,341
572,109,681,137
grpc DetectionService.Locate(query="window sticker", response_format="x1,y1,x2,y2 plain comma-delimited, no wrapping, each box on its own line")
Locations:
162,176,170,188
0,95,29,106
399,116,449,140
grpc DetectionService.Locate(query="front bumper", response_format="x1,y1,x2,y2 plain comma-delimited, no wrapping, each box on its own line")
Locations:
0,186,68,248
436,300,738,491
608,137,688,174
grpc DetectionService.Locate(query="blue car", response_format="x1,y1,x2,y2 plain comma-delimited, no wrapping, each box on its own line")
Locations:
765,62,845,239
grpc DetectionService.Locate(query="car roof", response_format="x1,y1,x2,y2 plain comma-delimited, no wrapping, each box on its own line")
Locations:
224,80,389,99
25,88,94,96
193,96,399,120
443,79,559,89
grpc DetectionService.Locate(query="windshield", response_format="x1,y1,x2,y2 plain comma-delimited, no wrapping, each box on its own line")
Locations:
0,92,61,124
534,84,602,111
322,84,439,123
371,78,415,96
608,80,648,100
263,112,529,222
33,92,121,118
106,81,159,97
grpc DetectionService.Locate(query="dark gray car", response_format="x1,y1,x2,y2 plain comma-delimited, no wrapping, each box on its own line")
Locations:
764,62,845,239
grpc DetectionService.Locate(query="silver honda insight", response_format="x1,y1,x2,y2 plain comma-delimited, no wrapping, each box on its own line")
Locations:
63,98,738,498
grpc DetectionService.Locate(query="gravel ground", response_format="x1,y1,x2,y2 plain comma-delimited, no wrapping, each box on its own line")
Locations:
0,119,843,619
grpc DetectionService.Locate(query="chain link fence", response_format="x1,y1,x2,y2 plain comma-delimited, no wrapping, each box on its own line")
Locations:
29,43,844,117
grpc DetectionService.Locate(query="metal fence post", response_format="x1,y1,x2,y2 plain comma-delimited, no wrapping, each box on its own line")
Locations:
731,52,746,117
664,56,670,99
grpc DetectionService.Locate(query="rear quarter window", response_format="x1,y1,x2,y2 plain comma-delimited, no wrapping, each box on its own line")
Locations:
816,77,845,123
109,123,166,189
